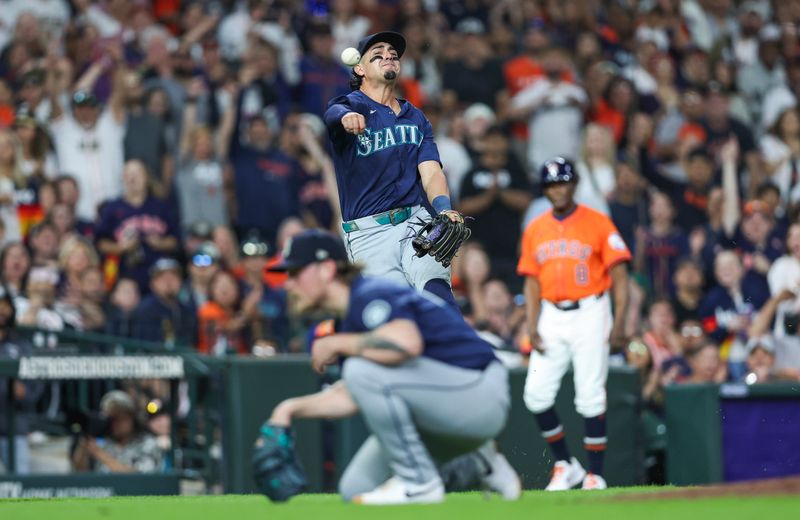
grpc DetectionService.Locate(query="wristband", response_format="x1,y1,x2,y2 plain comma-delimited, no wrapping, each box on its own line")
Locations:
432,195,452,214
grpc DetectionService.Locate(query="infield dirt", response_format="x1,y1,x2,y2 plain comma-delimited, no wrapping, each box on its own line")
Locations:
613,475,800,501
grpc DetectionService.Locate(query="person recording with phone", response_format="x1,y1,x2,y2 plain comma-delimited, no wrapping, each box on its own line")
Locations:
71,390,163,474
747,223,800,381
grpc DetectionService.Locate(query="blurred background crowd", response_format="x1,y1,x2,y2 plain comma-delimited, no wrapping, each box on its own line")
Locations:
1,0,800,482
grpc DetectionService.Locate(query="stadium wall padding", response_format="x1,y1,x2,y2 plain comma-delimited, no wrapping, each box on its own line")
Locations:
665,383,800,485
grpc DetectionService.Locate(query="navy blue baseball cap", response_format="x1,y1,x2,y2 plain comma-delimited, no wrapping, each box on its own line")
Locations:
540,157,578,186
268,229,348,272
357,31,406,59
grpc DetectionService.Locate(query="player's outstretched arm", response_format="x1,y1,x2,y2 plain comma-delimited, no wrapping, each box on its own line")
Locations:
323,100,364,135
270,381,359,427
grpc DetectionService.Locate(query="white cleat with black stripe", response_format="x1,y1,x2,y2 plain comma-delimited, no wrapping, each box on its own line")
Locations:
352,477,445,505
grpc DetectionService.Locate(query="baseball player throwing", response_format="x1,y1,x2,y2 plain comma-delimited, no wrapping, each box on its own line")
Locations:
262,229,520,505
517,157,630,490
324,31,462,304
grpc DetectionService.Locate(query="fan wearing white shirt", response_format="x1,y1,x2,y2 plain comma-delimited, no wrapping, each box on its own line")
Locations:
47,53,127,222
508,47,587,176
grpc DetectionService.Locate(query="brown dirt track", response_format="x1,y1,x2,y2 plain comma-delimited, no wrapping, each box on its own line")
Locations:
614,476,800,501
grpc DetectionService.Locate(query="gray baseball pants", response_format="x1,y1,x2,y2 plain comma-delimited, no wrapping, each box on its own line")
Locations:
343,205,450,290
339,356,510,499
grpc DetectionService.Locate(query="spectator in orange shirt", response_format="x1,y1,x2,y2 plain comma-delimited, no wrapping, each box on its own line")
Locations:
503,20,552,143
197,269,249,356
642,299,682,371
0,78,14,128
591,76,637,144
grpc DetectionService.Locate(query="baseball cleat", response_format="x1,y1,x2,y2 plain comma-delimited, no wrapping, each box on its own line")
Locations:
351,477,444,505
581,473,607,490
481,452,522,500
545,457,586,491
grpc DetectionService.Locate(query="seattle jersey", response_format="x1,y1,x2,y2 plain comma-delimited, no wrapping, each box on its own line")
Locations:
340,277,496,370
324,91,441,221
517,205,631,302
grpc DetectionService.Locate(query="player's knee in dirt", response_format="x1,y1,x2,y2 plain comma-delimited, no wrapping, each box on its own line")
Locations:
338,472,363,502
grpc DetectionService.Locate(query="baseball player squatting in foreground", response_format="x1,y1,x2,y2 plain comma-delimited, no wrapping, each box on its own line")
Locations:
517,157,631,491
323,31,464,304
263,230,520,505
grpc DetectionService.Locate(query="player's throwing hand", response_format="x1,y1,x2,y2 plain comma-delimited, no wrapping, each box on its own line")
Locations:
341,112,366,135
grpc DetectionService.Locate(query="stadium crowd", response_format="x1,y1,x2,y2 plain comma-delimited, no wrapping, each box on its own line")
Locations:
1,0,800,480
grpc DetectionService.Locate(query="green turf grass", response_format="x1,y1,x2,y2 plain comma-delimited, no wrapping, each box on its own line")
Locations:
0,488,797,520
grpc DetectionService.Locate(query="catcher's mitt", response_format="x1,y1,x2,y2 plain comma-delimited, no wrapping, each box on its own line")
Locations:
411,213,471,268
252,422,308,502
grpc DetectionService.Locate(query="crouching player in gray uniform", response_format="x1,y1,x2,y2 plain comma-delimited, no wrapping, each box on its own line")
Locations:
324,31,462,304
266,230,519,504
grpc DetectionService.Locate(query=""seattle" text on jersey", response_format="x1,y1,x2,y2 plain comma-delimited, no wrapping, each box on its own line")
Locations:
356,125,423,157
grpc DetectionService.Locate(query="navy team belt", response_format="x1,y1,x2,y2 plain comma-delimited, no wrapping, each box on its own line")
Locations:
342,207,412,233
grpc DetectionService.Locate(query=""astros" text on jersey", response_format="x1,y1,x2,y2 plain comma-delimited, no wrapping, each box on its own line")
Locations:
535,239,592,264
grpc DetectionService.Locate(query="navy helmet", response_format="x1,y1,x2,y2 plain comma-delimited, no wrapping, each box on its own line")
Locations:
540,157,578,187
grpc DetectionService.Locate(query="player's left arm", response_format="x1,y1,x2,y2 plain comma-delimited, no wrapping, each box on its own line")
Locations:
609,262,630,350
310,319,423,372
417,115,461,222
419,160,462,222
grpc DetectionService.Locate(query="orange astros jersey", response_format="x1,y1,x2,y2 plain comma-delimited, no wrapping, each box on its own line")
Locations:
517,205,631,302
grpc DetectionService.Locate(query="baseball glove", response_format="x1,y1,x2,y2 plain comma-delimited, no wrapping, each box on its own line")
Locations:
252,422,308,502
411,213,471,268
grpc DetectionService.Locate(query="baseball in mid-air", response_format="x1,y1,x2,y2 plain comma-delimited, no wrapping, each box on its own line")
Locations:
340,47,361,67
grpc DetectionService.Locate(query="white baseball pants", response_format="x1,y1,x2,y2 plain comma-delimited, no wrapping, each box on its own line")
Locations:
523,293,611,418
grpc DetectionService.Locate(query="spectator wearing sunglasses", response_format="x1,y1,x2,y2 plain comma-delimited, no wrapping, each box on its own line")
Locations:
236,232,290,352
179,241,221,315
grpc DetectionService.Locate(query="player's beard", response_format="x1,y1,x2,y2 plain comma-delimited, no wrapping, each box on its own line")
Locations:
383,70,397,81
288,291,323,315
